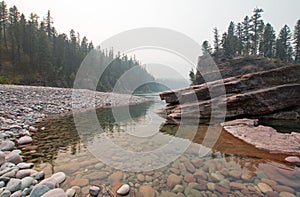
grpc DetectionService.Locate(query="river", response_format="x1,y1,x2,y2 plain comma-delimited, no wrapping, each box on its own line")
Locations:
20,95,300,196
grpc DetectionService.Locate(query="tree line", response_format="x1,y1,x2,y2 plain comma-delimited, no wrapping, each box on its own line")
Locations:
0,1,156,92
201,8,300,63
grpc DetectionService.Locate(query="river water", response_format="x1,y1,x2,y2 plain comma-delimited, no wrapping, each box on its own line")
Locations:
20,95,300,196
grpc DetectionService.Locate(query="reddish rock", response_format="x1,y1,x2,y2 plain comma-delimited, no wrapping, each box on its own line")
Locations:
167,174,181,188
108,171,123,182
70,178,89,187
139,185,155,197
184,173,196,183
229,182,247,190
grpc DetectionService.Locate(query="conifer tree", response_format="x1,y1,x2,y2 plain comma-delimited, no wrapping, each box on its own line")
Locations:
294,19,300,63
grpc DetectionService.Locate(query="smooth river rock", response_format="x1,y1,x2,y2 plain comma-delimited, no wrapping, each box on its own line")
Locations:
17,136,33,145
41,188,67,197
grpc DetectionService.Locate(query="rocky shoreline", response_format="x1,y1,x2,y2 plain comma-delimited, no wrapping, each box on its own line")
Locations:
221,119,300,157
0,85,147,197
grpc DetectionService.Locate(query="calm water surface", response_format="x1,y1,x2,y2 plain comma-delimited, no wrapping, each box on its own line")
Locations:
20,95,300,196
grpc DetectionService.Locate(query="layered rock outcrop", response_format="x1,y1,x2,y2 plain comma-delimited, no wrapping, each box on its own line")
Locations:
160,65,300,120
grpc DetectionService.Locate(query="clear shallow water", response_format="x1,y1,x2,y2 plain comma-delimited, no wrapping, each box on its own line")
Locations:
20,96,300,196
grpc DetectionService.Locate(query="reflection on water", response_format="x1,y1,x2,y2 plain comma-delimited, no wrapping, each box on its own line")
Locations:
20,96,300,196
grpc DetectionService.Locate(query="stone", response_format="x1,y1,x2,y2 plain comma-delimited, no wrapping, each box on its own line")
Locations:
116,184,130,195
137,174,145,182
0,151,5,165
41,188,67,197
229,170,242,179
184,161,196,173
6,178,22,192
16,169,37,179
29,126,38,132
190,188,202,196
0,190,11,197
17,136,33,145
266,191,280,197
172,184,184,193
89,186,100,196
211,172,224,181
284,156,300,163
0,140,15,151
10,190,22,197
279,191,296,197
207,182,215,191
139,185,155,197
5,151,22,164
167,174,181,188
17,162,34,169
56,163,80,173
21,177,34,190
65,188,76,197
184,173,196,183
38,177,59,189
33,171,45,180
94,163,105,170
257,182,273,193
70,178,89,186
30,185,50,197
108,171,123,182
229,182,247,190
51,172,66,184
272,185,295,193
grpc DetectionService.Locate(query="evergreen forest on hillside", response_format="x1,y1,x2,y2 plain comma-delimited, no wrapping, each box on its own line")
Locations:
0,1,157,92
190,8,300,85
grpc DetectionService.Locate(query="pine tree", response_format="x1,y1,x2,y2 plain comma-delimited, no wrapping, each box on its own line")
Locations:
202,40,212,55
242,16,251,56
0,1,8,51
250,8,264,56
260,23,276,57
236,22,243,56
213,28,220,56
223,21,238,57
294,19,300,63
276,25,293,62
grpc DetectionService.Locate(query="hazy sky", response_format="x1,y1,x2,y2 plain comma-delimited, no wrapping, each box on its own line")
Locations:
6,0,300,79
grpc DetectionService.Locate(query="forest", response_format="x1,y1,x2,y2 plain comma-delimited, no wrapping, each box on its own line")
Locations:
0,1,156,92
190,8,300,85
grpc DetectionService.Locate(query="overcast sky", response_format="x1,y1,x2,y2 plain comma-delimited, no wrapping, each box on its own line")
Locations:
6,0,300,79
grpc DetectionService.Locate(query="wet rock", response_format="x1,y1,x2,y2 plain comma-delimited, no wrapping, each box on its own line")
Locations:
17,162,34,169
21,177,34,190
89,186,100,196
10,190,22,197
51,172,66,184
184,173,196,183
65,188,76,197
17,136,33,145
272,185,295,193
108,171,123,182
258,182,273,193
6,178,22,192
184,161,196,173
229,170,242,179
0,190,11,197
139,185,155,197
41,188,67,197
229,182,247,190
0,140,15,151
5,151,23,164
0,151,5,165
137,174,145,182
207,182,215,191
16,169,37,179
279,191,296,197
70,178,89,187
116,184,130,196
30,185,51,197
172,184,184,193
38,177,59,189
167,174,181,188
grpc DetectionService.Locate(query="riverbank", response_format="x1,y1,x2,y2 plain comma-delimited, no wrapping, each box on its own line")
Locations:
0,84,147,196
